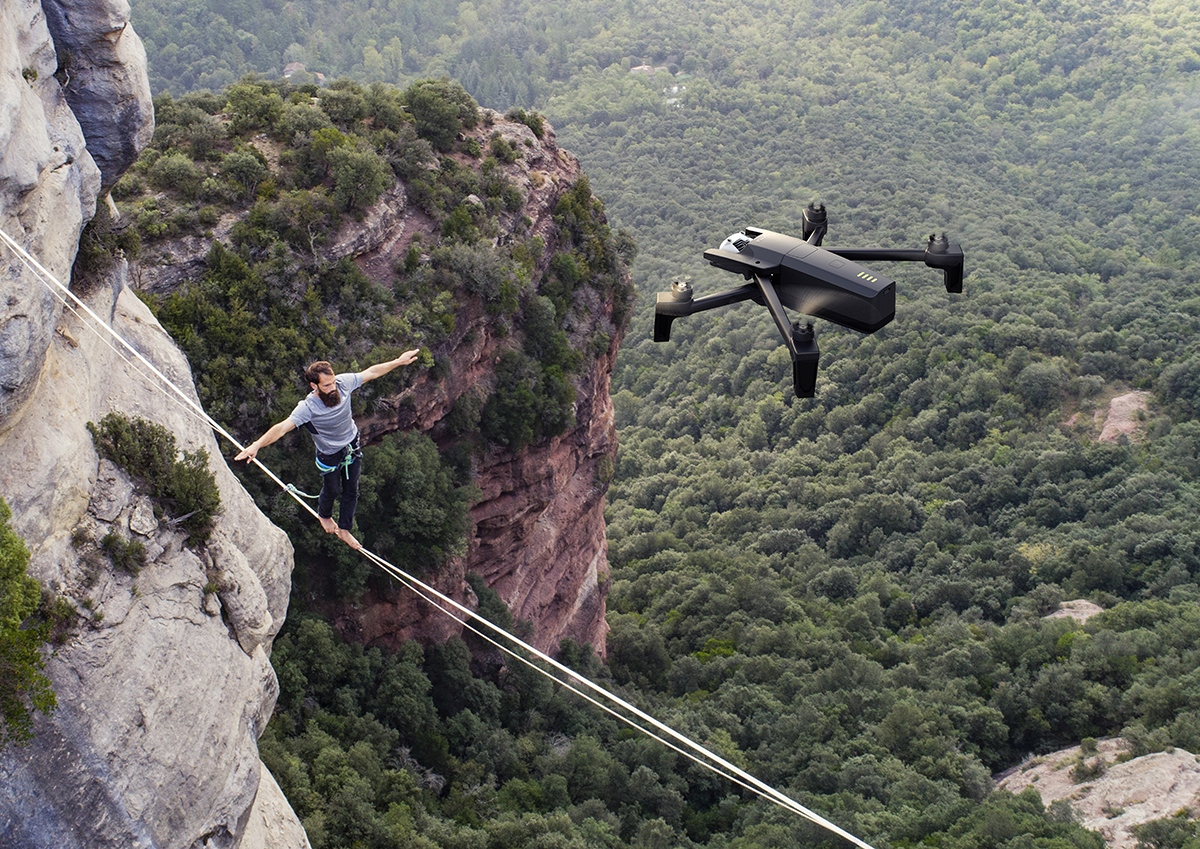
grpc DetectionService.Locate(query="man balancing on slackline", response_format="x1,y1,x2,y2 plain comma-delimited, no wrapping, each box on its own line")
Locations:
234,350,421,549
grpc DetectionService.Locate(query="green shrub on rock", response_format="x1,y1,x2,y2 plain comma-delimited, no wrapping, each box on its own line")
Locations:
87,413,222,543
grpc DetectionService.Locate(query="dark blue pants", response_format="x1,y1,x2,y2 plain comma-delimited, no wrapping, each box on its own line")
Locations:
316,447,362,531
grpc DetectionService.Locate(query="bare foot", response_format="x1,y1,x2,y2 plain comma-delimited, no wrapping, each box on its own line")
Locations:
318,516,338,535
337,528,362,550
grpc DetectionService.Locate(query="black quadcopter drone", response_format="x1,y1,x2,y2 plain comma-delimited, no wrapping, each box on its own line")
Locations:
653,203,964,397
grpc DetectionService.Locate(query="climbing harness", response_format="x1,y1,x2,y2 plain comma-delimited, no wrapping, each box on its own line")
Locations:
288,440,359,501
0,226,879,849
314,436,361,478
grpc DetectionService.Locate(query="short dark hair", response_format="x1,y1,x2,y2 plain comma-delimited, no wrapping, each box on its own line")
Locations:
305,361,334,385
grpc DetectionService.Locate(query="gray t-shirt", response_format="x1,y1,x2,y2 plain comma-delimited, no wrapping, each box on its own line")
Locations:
287,372,363,455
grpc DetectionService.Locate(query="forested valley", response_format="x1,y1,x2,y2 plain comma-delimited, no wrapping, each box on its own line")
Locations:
120,0,1200,846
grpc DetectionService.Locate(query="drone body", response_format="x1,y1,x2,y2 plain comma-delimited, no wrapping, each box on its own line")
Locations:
703,229,897,333
653,206,964,397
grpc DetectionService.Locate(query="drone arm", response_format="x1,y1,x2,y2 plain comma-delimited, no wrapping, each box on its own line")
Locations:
826,248,925,261
752,273,820,397
653,284,759,341
752,273,799,358
826,238,965,293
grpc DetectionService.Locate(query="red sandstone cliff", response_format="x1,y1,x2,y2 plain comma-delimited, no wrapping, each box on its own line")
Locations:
129,109,627,659
340,112,623,659
345,334,618,659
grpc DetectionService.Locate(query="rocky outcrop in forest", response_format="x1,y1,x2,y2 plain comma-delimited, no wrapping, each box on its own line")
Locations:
998,737,1200,848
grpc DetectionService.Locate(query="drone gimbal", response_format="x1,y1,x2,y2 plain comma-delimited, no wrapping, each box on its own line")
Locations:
653,204,964,397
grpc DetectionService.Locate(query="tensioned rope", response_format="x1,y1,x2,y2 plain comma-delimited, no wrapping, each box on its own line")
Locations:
0,226,877,849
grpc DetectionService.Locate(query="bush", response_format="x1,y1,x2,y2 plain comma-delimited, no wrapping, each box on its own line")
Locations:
1069,757,1107,783
220,149,270,202
318,80,368,127
440,204,478,243
490,136,519,164
87,413,222,543
0,499,56,745
328,143,392,212
505,107,545,138
186,117,225,160
402,78,479,152
432,243,519,308
277,103,335,144
99,532,148,575
147,152,205,198
374,124,435,181
225,80,285,134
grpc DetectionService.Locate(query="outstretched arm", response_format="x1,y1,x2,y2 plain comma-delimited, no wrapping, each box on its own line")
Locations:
361,348,421,383
234,418,297,462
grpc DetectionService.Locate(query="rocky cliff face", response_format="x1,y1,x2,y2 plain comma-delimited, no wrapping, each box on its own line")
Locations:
133,110,623,660
343,317,618,657
0,1,307,847
345,114,621,659
1,0,99,420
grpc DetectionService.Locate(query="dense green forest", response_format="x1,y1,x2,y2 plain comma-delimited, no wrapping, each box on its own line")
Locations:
118,0,1200,846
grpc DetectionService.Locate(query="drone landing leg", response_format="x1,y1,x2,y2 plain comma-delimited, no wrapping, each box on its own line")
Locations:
792,323,819,397
752,272,820,398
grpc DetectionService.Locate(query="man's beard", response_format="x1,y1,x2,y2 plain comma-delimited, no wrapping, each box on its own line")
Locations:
318,387,340,407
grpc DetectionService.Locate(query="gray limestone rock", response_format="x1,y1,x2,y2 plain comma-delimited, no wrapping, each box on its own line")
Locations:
238,764,314,849
0,0,102,426
208,534,275,657
0,4,296,845
89,457,133,521
321,180,409,261
0,275,304,847
40,0,154,192
128,495,158,536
